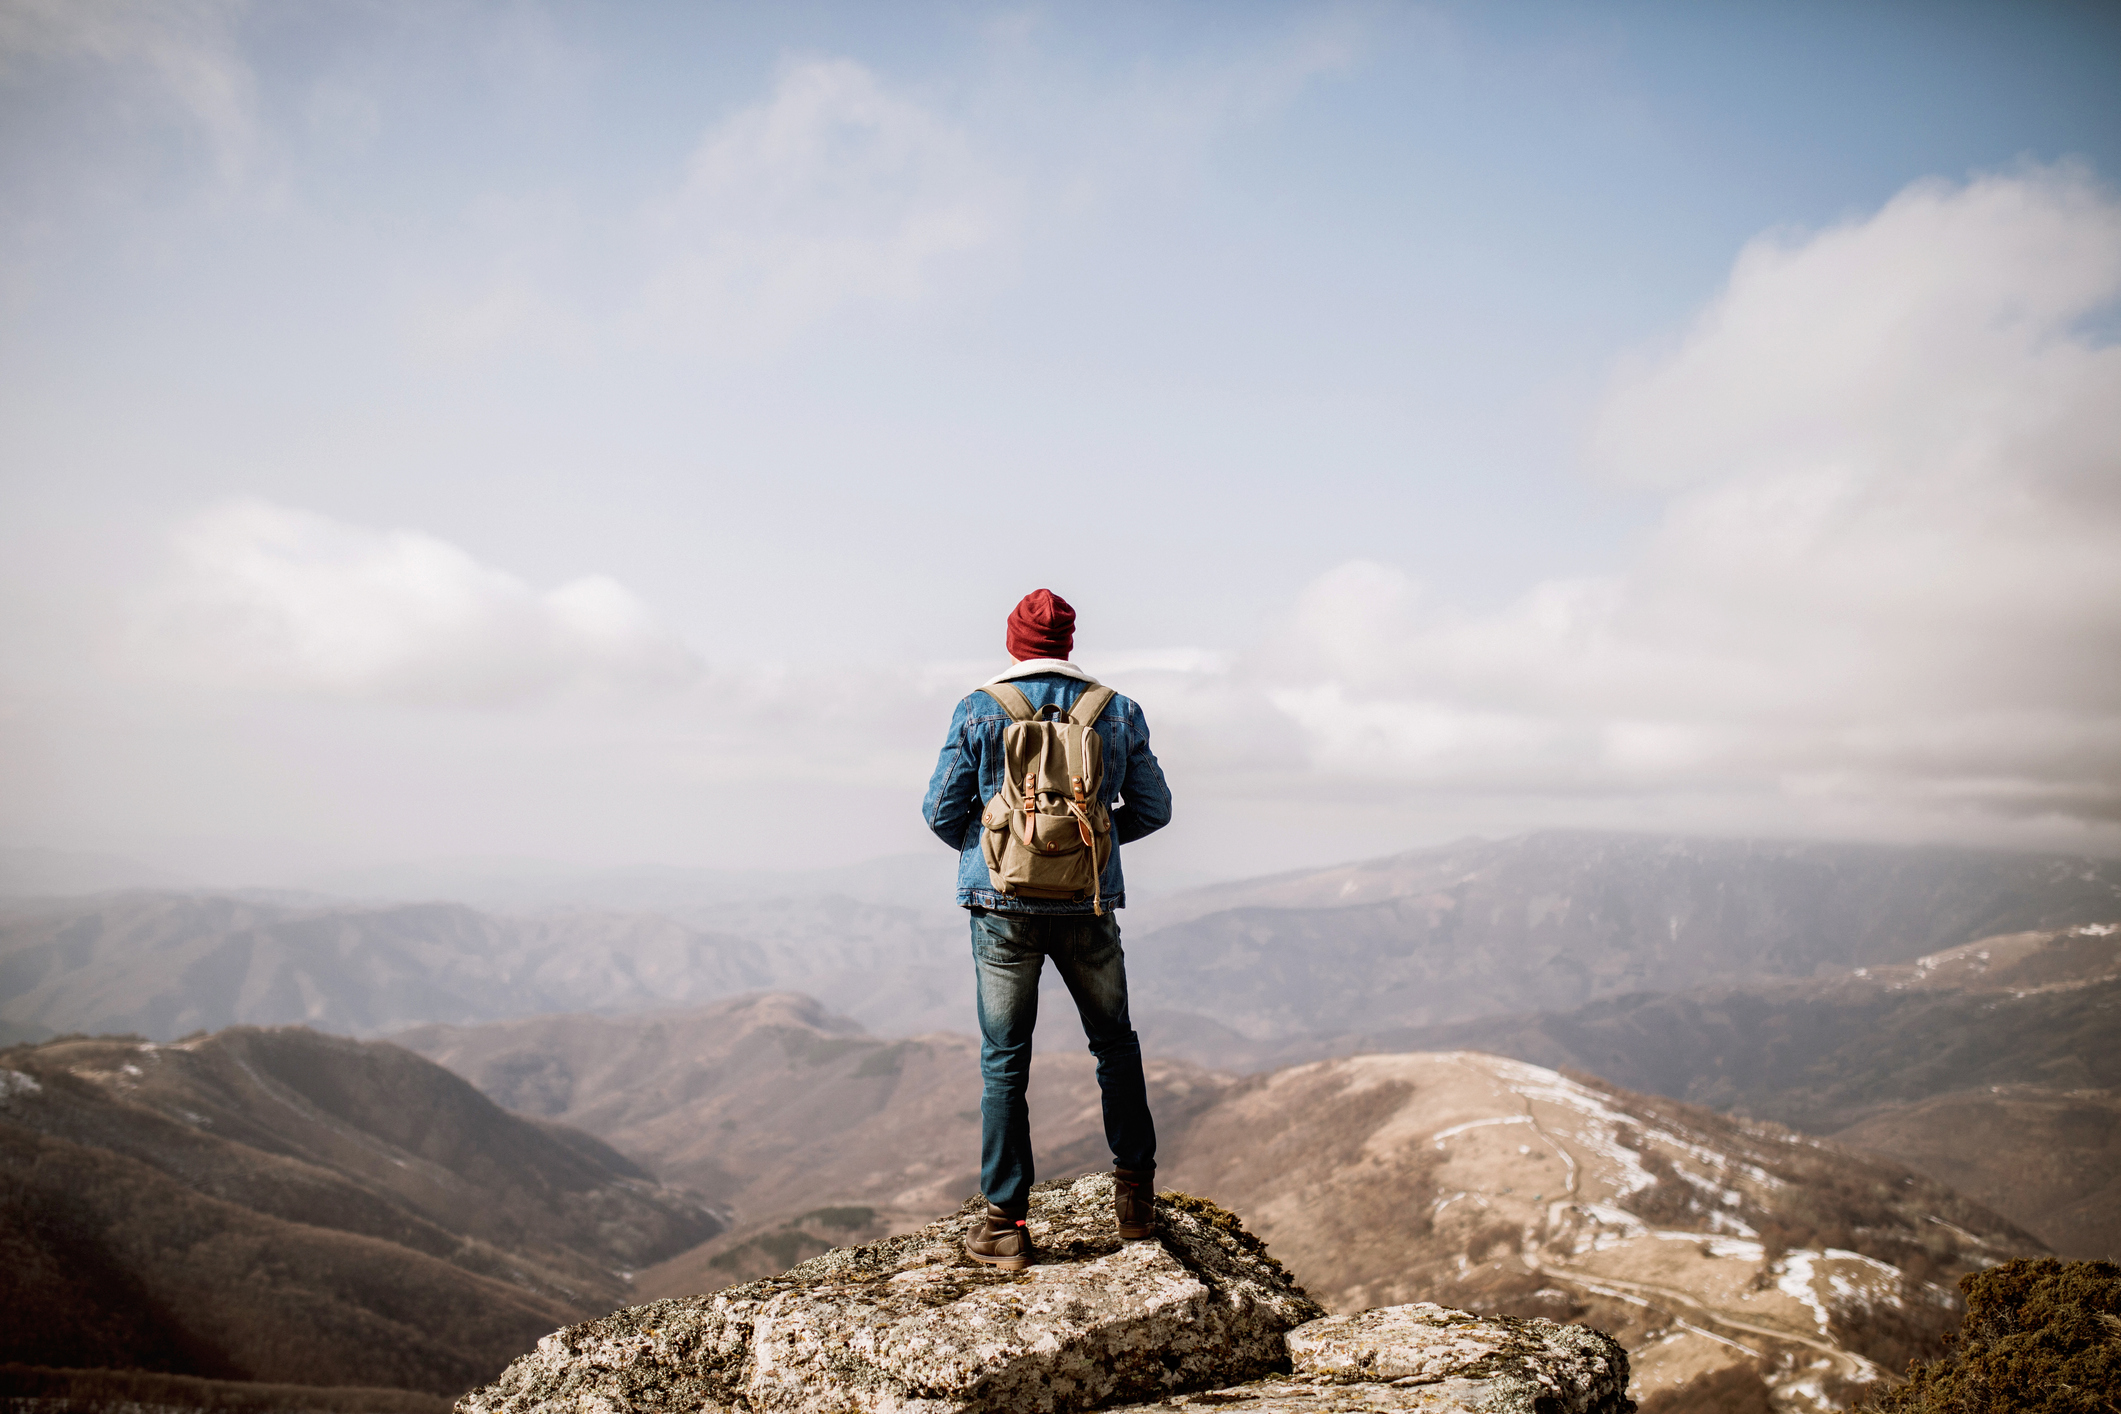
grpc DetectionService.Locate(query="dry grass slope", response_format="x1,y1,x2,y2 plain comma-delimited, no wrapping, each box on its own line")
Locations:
1158,1050,2045,1412
1370,924,2121,1258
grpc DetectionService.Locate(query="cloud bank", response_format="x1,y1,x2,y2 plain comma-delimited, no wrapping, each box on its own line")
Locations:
1259,166,2121,837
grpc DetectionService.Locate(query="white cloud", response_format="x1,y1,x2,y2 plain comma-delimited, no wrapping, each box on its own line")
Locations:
1591,166,2121,496
135,501,701,706
635,57,1013,349
1258,167,2121,841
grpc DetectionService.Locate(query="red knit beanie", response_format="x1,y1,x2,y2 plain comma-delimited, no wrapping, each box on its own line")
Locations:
1006,589,1075,661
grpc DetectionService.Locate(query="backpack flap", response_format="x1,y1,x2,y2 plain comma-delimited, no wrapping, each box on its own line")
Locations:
974,681,1117,909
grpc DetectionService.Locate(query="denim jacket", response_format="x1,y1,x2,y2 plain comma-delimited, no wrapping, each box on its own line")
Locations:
922,660,1173,911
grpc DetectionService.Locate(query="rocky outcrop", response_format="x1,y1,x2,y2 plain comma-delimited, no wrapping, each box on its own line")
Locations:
458,1175,1632,1414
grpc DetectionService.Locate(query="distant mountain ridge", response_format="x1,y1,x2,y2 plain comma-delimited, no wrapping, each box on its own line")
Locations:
0,890,963,1043
7,832,2118,1053
1366,923,2121,1124
1134,832,2121,932
1126,831,2121,1044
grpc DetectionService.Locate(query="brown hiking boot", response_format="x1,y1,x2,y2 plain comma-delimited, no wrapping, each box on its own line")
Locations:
1114,1167,1156,1241
964,1203,1034,1270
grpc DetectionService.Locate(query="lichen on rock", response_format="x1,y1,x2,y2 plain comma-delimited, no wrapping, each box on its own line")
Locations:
1103,1302,1632,1412
458,1174,1324,1414
1296,1303,1628,1400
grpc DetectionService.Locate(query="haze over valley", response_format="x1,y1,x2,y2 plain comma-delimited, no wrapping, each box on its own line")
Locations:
9,830,2116,1048
6,830,2116,1410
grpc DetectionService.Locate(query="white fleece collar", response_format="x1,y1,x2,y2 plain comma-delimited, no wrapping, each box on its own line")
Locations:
985,658,1100,686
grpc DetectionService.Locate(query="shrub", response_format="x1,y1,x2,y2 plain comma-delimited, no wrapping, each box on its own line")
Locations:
1873,1258,2121,1414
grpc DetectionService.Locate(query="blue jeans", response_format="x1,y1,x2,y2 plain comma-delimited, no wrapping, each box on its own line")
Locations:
970,908,1157,1214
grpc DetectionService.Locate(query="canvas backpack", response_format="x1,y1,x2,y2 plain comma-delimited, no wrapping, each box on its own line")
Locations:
975,681,1118,912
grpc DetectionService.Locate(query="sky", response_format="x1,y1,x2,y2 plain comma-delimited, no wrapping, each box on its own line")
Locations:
1,0,2118,888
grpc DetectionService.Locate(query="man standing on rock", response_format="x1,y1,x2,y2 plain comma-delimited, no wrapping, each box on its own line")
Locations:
921,589,1173,1270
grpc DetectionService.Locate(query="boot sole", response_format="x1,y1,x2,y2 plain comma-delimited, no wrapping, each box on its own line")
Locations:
964,1244,1032,1271
1118,1225,1154,1241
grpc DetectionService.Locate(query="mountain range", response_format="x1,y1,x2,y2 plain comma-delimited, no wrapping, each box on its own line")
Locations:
9,831,2118,1055
391,992,2044,1411
8,830,2115,1410
0,889,961,1043
9,830,2113,1258
1122,831,2121,1052
4,980,2068,1412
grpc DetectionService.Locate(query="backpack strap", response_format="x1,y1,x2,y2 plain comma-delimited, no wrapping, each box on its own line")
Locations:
979,683,1036,721
1066,685,1116,727
1063,685,1116,803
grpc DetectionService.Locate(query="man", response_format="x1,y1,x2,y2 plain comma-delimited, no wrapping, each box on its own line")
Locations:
921,589,1173,1270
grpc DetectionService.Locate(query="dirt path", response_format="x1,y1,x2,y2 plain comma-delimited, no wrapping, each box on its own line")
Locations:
1498,1080,1878,1386
1552,1268,1881,1383
1515,1090,1580,1200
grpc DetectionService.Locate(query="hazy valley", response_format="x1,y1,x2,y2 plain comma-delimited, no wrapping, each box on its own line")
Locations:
394,991,1237,1295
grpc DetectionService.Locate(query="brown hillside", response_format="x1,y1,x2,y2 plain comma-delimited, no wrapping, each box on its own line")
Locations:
396,990,2074,1410
1159,1050,2046,1412
0,1028,720,1393
1831,1086,2121,1263
1360,923,2121,1257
